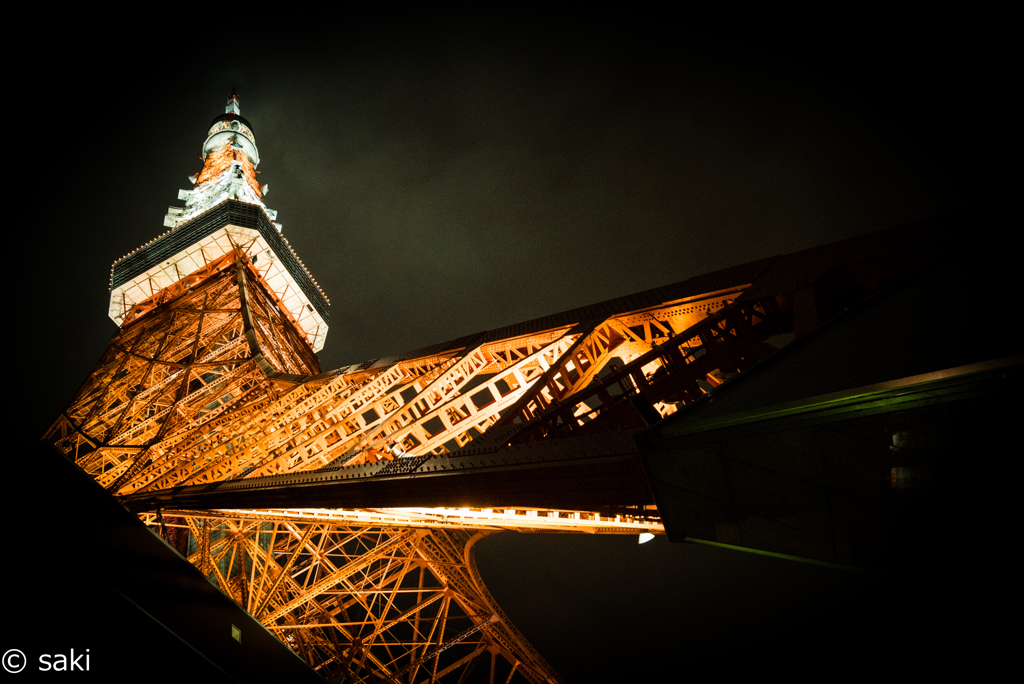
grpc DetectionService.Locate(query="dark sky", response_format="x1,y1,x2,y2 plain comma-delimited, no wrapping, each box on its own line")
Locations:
18,17,972,680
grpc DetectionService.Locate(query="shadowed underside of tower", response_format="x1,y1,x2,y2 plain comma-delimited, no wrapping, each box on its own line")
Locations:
43,94,1000,682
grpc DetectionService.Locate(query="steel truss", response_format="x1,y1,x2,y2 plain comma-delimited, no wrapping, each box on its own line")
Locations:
46,239,789,681
165,515,552,683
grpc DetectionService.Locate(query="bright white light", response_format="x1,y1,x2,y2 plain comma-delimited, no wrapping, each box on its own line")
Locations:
638,532,655,544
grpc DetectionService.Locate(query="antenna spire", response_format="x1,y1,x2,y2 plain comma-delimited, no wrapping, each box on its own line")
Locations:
226,88,241,116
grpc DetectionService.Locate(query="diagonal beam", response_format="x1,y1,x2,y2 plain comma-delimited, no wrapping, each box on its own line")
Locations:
416,644,487,684
253,524,316,618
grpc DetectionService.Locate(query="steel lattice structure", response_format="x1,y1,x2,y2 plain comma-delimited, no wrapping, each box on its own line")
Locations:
44,92,888,681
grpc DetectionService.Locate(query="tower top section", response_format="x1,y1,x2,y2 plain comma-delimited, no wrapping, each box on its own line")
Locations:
203,90,260,167
109,93,330,353
163,91,273,231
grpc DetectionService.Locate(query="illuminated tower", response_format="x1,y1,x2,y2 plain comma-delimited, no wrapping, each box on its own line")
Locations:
48,93,637,683
44,92,976,682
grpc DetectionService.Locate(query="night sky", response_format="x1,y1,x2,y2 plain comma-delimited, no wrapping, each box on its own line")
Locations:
16,18,974,679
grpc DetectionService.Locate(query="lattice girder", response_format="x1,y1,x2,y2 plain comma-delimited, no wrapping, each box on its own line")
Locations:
46,251,320,493
154,514,559,683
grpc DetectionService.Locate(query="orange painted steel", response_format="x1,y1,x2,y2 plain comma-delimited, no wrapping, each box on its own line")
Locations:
41,96,816,683
196,142,263,198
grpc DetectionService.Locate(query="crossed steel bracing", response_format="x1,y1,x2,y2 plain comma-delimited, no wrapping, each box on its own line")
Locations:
46,241,791,682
